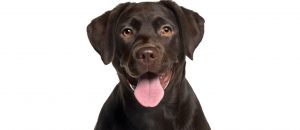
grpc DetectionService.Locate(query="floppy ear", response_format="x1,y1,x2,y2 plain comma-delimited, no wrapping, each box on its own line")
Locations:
160,1,205,60
87,3,129,65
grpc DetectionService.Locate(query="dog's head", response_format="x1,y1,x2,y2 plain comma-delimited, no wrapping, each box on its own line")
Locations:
87,1,204,107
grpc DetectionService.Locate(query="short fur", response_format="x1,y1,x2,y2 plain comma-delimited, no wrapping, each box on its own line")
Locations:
87,1,210,130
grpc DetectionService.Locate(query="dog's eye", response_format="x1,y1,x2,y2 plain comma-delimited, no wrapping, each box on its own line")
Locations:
121,28,134,38
160,26,173,37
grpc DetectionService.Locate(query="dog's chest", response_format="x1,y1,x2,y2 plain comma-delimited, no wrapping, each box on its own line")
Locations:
124,107,177,130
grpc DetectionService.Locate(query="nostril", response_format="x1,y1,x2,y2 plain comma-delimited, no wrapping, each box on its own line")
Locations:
137,53,145,59
150,53,155,59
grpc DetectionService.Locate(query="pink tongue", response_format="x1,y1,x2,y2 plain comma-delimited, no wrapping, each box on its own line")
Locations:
134,77,164,107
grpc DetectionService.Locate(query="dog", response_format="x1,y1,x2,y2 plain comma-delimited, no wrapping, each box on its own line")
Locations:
87,1,210,130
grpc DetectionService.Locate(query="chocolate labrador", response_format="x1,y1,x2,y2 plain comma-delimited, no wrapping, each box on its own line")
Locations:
87,1,210,130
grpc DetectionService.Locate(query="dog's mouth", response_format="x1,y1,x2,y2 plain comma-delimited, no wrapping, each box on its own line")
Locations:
127,70,172,107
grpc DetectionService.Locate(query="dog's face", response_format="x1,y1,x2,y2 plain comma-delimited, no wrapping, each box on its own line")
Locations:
118,3,179,79
87,1,204,107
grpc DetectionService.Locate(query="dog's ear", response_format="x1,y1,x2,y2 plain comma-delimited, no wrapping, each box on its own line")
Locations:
181,8,205,60
160,1,205,60
87,3,129,65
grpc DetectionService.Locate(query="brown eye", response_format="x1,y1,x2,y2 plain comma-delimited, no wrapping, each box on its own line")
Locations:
160,25,173,37
121,28,133,38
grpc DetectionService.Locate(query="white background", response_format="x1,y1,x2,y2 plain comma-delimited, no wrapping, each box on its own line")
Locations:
0,0,300,130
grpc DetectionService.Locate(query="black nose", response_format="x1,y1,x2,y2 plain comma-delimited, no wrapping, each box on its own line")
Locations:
135,47,158,64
